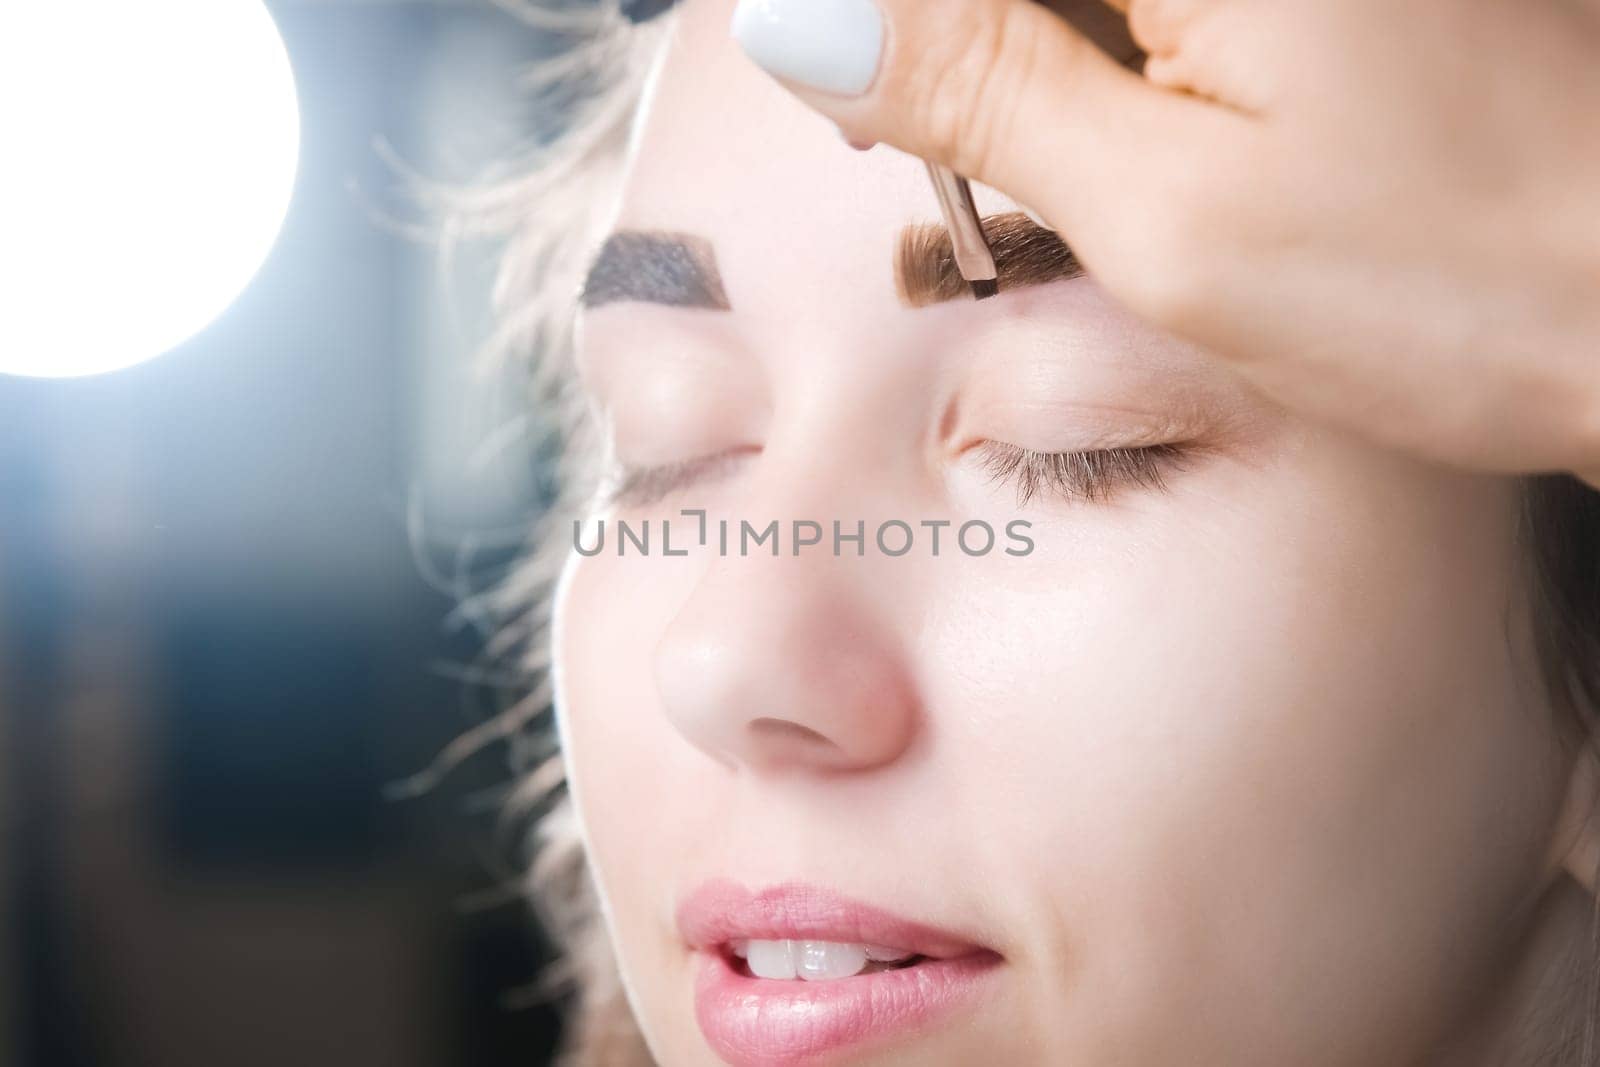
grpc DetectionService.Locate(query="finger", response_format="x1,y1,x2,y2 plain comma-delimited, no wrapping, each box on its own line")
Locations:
1118,0,1228,60
729,0,1240,260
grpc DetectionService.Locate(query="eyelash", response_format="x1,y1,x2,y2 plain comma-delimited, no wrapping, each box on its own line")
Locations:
600,442,1188,510
974,441,1189,506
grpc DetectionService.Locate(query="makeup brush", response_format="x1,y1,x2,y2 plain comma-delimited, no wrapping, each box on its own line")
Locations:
923,161,999,300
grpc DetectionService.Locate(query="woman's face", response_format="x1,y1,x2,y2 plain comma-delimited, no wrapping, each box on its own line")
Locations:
552,2,1576,1064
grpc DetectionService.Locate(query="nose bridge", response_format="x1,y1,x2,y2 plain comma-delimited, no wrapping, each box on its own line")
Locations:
648,326,941,775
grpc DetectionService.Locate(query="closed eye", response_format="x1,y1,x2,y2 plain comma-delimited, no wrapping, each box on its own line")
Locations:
600,448,755,509
975,441,1189,506
600,441,1190,511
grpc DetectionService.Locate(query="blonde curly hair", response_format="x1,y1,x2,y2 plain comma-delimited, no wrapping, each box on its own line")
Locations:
402,2,669,1062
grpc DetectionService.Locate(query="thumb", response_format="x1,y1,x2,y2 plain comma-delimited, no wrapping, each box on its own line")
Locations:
730,0,1230,272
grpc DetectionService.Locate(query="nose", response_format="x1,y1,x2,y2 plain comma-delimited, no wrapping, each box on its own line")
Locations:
652,549,922,776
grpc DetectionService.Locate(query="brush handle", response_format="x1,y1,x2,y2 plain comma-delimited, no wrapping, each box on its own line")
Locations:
923,162,998,283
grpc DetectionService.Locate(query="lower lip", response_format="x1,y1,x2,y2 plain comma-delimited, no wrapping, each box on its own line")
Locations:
691,947,1004,1066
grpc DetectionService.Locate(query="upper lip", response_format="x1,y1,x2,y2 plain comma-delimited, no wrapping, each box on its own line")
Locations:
675,879,996,961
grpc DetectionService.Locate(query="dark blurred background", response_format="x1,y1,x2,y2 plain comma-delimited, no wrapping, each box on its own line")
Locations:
1,3,573,1064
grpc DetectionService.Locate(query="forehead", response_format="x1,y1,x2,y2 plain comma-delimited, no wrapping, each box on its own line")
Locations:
616,0,1027,318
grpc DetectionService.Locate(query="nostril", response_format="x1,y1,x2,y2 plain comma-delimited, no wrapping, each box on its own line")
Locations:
749,717,842,752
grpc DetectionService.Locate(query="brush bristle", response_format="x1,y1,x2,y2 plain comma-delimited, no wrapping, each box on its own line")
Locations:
970,278,999,300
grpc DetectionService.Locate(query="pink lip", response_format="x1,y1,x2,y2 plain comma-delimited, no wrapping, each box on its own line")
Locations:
677,879,1005,1066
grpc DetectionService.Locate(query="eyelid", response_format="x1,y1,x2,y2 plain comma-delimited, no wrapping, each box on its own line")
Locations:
949,408,1201,457
600,447,757,509
948,382,1232,459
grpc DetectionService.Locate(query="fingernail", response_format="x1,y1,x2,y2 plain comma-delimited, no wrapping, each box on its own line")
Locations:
835,124,877,151
730,0,885,98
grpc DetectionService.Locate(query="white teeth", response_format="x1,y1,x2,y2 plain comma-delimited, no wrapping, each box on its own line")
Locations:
736,940,916,980
797,940,868,980
746,939,797,980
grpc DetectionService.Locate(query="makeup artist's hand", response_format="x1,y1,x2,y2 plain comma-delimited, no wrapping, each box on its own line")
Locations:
730,0,1600,486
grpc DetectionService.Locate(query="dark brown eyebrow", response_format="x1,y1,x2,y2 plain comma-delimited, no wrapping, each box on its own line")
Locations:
896,212,1083,308
584,216,1077,312
581,231,731,311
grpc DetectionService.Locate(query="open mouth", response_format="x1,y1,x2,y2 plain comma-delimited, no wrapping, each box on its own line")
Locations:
722,938,930,980
679,881,1004,1064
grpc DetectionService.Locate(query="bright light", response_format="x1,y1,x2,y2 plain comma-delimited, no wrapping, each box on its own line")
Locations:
1,1,300,379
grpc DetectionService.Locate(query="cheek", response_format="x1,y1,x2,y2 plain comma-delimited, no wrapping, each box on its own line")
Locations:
551,548,711,1052
918,453,1562,1058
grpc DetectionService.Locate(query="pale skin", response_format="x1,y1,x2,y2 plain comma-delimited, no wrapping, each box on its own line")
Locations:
551,1,1600,1064
746,0,1600,489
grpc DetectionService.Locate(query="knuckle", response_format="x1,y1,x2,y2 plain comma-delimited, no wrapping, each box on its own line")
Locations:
1123,246,1208,331
1121,177,1217,328
1126,0,1204,54
902,4,1035,183
1121,144,1272,331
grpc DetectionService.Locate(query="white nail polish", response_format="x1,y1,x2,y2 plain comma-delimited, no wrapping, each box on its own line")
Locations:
730,0,885,98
